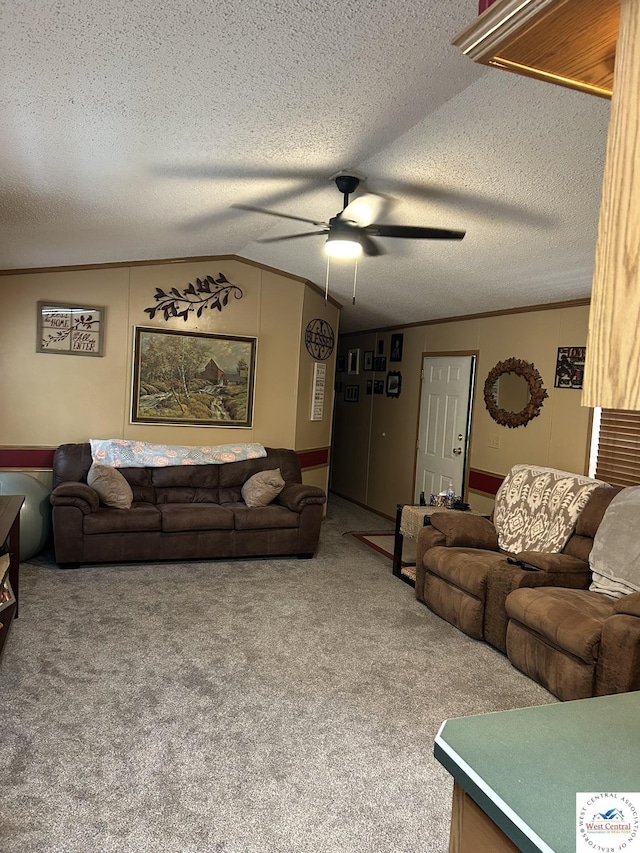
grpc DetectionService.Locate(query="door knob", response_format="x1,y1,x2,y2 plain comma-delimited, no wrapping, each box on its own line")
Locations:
453,447,462,455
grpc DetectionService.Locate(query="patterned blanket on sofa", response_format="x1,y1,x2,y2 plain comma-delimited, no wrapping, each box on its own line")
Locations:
90,439,267,467
494,464,607,554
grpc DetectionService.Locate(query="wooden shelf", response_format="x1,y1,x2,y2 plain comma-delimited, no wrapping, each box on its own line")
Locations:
0,495,24,665
453,0,620,99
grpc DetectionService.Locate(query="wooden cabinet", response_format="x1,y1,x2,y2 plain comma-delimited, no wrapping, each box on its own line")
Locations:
0,496,24,663
453,0,619,98
454,0,640,410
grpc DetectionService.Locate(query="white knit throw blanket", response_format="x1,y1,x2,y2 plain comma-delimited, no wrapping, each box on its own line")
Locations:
90,439,267,467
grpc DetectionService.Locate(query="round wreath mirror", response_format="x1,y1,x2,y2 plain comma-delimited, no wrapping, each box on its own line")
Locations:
484,357,548,428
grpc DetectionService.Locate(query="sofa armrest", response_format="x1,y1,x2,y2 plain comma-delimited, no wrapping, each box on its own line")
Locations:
416,526,447,566
277,483,326,513
50,481,99,514
515,551,589,574
613,592,640,618
429,512,499,550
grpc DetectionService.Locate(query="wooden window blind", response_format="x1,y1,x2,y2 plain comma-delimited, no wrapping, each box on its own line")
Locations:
595,409,640,487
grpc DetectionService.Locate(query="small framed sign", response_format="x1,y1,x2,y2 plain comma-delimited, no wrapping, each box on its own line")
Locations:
554,346,586,389
344,385,360,402
310,362,326,421
37,301,104,356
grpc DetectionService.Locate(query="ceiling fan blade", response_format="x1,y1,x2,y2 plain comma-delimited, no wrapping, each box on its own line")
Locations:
360,234,385,257
368,224,466,240
231,203,328,228
341,193,395,228
257,230,328,244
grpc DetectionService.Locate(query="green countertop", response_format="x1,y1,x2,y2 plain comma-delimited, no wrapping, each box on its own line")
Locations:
434,691,640,853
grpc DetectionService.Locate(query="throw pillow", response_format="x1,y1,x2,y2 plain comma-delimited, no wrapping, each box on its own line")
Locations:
241,468,285,507
87,463,133,509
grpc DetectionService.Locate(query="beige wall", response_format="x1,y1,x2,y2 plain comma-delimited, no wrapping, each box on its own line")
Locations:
0,258,339,491
332,303,592,519
295,285,340,494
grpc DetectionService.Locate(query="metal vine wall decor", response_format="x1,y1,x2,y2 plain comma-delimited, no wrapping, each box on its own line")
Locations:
144,273,243,322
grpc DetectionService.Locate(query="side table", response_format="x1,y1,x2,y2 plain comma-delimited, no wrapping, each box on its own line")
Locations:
0,495,24,664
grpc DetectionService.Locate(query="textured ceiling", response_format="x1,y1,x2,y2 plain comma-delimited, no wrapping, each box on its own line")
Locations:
1,0,611,332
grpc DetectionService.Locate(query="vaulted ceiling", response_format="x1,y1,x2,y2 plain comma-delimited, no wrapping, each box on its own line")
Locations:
1,1,611,332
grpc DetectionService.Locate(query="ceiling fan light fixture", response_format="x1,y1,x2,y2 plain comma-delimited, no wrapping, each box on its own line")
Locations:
324,236,363,259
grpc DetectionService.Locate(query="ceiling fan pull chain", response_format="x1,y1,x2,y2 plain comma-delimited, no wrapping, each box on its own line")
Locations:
324,255,331,305
352,256,358,305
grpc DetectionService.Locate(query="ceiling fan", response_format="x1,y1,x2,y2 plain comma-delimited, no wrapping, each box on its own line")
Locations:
232,172,466,259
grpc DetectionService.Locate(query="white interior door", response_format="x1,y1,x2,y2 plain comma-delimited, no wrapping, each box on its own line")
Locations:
414,355,475,502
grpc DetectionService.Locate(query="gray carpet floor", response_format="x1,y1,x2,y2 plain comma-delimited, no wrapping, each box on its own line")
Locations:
0,495,555,853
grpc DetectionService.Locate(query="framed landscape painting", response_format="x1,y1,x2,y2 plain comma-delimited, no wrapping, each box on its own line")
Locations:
131,327,256,427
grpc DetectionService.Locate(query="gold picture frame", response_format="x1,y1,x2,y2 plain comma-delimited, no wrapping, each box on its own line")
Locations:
131,327,257,427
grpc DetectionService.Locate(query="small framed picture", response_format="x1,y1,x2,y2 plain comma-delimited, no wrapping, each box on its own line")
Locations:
347,348,360,375
373,380,385,395
336,355,345,373
344,384,360,402
363,350,374,371
374,356,387,372
366,379,373,395
390,333,404,363
554,346,586,389
377,340,384,355
386,371,402,398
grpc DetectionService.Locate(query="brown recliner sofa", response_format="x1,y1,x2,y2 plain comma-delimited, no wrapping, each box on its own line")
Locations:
50,443,326,567
506,485,640,700
415,484,621,654
505,586,640,701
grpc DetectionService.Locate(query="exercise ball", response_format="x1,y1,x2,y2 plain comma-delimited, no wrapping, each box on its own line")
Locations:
0,472,52,561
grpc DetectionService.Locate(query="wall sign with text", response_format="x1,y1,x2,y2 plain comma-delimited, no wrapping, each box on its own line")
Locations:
554,346,586,389
310,362,326,421
305,319,335,360
37,301,105,356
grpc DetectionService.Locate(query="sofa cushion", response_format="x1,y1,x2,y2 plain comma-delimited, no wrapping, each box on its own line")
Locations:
119,468,155,504
423,547,504,599
506,587,615,663
151,465,219,504
159,504,235,533
429,512,498,550
241,468,285,507
87,464,133,509
224,503,300,530
83,504,161,534
494,464,605,554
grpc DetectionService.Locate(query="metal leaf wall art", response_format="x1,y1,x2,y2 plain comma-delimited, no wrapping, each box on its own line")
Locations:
144,273,243,322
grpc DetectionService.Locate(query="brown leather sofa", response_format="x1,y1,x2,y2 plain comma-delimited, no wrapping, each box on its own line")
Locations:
50,443,326,567
415,485,621,654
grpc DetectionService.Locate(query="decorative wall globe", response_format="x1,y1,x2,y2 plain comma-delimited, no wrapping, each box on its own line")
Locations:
0,472,52,561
